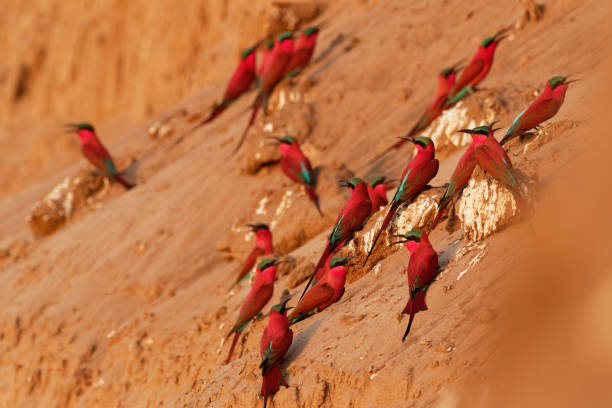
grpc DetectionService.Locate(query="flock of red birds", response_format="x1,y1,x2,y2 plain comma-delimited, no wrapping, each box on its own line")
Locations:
63,23,573,407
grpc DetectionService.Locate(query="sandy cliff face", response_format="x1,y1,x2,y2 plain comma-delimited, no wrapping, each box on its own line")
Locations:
1,0,611,407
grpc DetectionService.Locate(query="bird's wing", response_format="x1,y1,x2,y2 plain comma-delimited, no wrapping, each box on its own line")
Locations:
293,283,334,317
235,285,273,329
454,58,484,93
445,144,477,201
508,97,559,135
475,143,518,188
82,143,117,175
408,250,439,293
260,52,292,92
284,146,315,187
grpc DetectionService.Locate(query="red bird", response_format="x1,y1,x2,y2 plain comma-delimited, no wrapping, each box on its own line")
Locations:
272,136,322,216
197,43,258,126
235,224,274,285
388,63,460,152
283,26,320,77
430,122,526,231
300,178,372,299
257,39,274,78
367,175,390,213
389,229,439,341
363,137,439,266
447,29,507,106
289,256,352,324
66,122,133,189
500,76,574,146
226,258,279,364
429,136,481,231
235,32,295,153
260,298,293,408
471,124,528,211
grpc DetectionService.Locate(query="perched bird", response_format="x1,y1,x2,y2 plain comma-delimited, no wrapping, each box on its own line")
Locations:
235,32,295,153
257,39,275,78
500,76,574,146
388,63,460,152
195,43,258,127
447,29,507,106
429,137,479,231
226,258,279,364
367,175,390,213
283,26,320,77
312,250,337,285
271,136,322,215
472,124,528,210
363,137,439,266
260,298,293,408
66,122,133,189
300,178,372,299
235,224,274,285
430,122,526,231
289,256,352,324
390,229,439,341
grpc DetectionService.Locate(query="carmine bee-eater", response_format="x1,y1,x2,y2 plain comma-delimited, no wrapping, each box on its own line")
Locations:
257,39,274,78
283,26,320,77
235,32,294,153
226,258,280,364
447,29,508,106
271,135,322,216
389,229,439,341
289,256,353,324
363,137,439,266
388,63,460,152
471,124,528,210
429,122,525,231
500,76,575,146
66,122,133,189
235,224,274,285
367,175,390,213
300,178,372,299
195,43,258,127
260,298,293,408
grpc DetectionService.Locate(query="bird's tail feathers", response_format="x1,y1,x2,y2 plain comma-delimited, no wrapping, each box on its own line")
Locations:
224,331,241,365
401,291,427,341
305,187,323,216
233,96,262,154
363,207,396,267
114,173,134,190
261,363,288,408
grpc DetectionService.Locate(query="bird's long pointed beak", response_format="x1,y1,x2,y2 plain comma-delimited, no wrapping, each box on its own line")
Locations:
488,120,500,129
64,123,79,132
565,77,580,85
388,234,408,246
458,128,474,134
338,179,351,188
398,136,416,143
494,27,510,42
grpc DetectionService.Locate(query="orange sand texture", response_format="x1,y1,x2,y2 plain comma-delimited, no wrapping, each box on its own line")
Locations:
1,0,612,407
